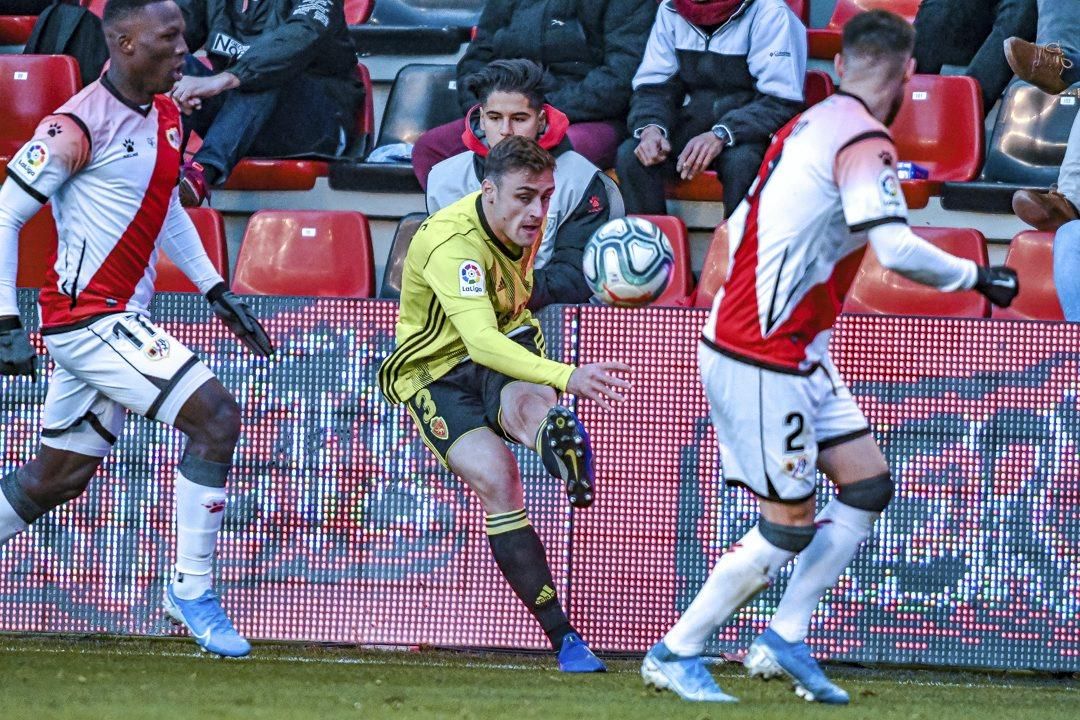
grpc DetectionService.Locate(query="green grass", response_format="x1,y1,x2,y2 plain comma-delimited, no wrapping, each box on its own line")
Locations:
0,636,1076,720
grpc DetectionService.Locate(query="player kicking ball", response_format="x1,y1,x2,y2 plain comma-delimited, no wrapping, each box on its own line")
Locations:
379,135,630,672
641,10,1019,704
0,0,273,657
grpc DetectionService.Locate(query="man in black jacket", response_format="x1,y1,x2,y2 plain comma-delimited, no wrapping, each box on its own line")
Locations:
411,0,655,189
616,0,805,216
171,0,363,206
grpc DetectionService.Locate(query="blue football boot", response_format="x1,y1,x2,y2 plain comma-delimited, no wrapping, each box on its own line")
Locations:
164,584,251,658
557,632,606,672
744,629,849,704
641,642,738,702
539,405,595,508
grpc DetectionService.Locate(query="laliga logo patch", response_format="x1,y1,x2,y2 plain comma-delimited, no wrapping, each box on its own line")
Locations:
166,127,181,150
459,260,485,297
143,336,171,361
878,168,903,213
12,142,49,183
429,416,449,440
784,453,812,479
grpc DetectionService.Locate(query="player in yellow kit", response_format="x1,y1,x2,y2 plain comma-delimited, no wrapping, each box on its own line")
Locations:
379,135,629,671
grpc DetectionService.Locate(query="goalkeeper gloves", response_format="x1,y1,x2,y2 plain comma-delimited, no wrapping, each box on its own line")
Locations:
206,283,274,357
974,266,1020,308
0,316,36,380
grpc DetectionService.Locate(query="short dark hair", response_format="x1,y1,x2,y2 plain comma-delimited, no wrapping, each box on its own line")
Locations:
484,135,556,183
465,59,546,111
103,0,170,26
842,10,916,63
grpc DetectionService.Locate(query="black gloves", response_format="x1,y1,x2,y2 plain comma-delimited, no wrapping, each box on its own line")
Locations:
0,316,36,380
974,266,1020,308
206,283,274,357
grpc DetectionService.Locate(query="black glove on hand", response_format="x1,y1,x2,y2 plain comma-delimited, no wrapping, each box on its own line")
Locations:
974,266,1020,308
0,316,37,380
206,283,274,357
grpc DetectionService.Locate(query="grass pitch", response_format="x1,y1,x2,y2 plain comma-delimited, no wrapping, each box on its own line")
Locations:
1,636,1076,720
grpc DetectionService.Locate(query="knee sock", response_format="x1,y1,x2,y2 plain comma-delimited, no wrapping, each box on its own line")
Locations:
486,509,573,650
768,499,879,643
172,455,231,600
664,525,797,656
0,470,45,545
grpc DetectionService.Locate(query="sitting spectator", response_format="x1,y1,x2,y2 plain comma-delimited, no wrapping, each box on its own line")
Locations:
913,0,1036,115
616,0,805,216
411,0,655,190
428,60,624,310
171,0,364,206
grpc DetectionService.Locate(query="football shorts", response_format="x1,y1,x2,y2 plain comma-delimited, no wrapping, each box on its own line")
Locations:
699,343,870,503
40,312,215,457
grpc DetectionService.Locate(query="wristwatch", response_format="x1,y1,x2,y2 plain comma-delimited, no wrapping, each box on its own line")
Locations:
711,124,733,145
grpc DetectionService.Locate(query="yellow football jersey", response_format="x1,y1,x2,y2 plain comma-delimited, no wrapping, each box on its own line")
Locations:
379,192,574,405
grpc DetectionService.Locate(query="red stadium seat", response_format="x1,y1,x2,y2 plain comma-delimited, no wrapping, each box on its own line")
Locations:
843,226,989,318
630,214,694,306
0,15,38,45
0,55,81,157
784,0,811,25
155,208,230,293
666,72,835,202
808,0,923,59
83,0,106,17
891,75,984,210
344,0,374,25
992,231,1064,321
232,210,375,298
16,206,57,288
220,63,375,191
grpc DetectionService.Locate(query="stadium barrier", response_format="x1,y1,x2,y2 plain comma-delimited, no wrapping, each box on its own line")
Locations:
1,290,1077,671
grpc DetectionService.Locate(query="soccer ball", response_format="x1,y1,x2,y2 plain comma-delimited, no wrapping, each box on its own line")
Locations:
583,217,674,306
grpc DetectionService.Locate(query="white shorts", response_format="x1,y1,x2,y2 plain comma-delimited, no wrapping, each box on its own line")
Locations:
40,313,215,457
699,343,870,503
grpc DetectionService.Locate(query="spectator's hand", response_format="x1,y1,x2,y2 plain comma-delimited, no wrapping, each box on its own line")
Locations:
171,73,240,114
566,361,632,412
0,316,37,381
634,126,671,167
676,131,726,181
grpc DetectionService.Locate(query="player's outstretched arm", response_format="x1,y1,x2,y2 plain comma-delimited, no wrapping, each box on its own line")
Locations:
206,283,274,357
565,362,632,412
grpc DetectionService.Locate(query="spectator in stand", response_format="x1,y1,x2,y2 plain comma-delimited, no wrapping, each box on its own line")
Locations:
1005,0,1080,320
427,60,624,310
913,0,1037,115
170,0,364,207
411,0,655,190
616,0,805,217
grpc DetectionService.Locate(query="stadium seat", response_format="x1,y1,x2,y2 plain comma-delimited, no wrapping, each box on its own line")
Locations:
843,227,990,318
16,206,57,288
345,0,374,25
0,55,81,157
665,71,836,202
808,0,923,59
992,231,1064,320
380,212,428,300
0,15,37,45
891,74,984,210
349,0,478,54
232,210,376,298
630,214,694,306
155,208,229,293
690,222,730,308
942,83,1080,214
329,64,460,193
220,63,374,192
784,0,811,25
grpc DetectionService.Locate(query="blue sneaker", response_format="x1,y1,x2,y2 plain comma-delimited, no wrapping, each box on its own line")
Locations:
557,632,606,672
641,642,738,702
744,629,849,704
164,585,251,658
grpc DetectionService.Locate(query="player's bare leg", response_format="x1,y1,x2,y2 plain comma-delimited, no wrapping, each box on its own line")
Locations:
448,425,605,672
499,381,596,508
162,378,250,657
745,434,892,702
0,448,103,544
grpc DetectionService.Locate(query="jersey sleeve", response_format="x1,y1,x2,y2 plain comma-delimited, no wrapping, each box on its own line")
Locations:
834,133,908,232
4,114,91,204
422,235,575,391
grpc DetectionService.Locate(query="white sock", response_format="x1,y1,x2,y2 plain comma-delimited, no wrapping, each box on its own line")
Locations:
769,499,878,643
173,472,226,600
664,526,796,656
0,490,29,546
